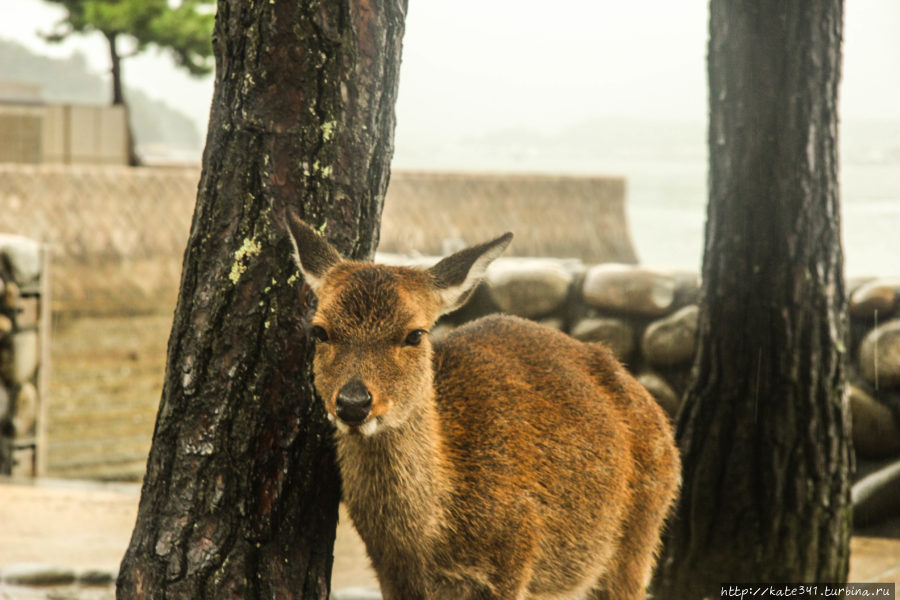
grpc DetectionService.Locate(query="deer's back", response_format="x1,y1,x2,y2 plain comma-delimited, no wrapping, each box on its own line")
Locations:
432,314,677,595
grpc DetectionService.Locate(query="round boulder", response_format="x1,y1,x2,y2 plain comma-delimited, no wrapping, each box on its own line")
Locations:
582,264,677,316
853,459,900,529
485,259,573,319
849,385,900,459
332,588,384,600
429,324,454,343
641,305,700,367
637,372,680,418
849,279,898,318
12,382,38,436
0,234,43,290
2,280,20,311
0,314,12,338
570,317,635,360
0,384,9,417
540,317,566,331
1,562,76,586
858,319,900,388
10,331,39,385
78,569,117,585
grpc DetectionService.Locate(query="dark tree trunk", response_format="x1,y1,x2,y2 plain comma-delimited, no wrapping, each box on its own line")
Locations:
116,1,406,598
105,31,140,167
654,2,851,598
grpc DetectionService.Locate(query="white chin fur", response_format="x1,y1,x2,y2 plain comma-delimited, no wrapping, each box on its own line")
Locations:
332,417,379,437
359,419,379,437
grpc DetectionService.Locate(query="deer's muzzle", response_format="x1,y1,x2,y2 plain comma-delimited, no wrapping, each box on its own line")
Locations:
335,378,373,426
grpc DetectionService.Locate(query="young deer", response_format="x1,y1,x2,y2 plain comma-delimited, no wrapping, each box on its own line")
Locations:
287,216,680,600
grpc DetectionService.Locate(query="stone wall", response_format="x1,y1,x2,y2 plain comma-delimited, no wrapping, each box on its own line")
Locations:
379,252,900,465
380,171,635,262
0,235,45,476
0,165,634,314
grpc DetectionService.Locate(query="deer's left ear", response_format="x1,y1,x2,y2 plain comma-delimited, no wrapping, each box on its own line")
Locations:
286,212,343,294
428,232,512,315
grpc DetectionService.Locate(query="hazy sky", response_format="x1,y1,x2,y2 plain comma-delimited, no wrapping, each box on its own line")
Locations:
2,0,899,140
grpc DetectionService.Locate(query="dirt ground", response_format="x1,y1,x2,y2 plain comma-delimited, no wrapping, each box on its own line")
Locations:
0,478,897,595
0,478,378,592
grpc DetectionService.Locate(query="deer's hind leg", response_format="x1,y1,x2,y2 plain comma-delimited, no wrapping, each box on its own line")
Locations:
584,520,656,600
587,466,677,598
586,496,675,600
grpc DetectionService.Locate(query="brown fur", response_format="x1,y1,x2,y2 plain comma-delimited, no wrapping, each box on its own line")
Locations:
287,217,680,600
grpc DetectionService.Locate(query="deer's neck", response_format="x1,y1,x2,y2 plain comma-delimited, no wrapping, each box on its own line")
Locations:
336,396,448,552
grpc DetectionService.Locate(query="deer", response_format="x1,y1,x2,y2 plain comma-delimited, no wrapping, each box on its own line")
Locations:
286,215,681,600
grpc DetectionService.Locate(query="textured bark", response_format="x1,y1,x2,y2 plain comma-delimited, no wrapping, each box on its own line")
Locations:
117,1,406,598
654,2,851,598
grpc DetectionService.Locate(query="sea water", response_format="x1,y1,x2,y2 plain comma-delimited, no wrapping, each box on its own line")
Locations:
394,136,899,278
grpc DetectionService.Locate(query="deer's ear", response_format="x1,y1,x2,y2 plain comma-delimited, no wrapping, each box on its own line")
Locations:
428,232,512,315
286,212,343,293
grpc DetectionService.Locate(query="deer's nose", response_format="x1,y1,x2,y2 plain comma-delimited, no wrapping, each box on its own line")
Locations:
335,379,373,426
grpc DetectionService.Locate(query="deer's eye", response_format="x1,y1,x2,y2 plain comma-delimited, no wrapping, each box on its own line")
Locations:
310,325,330,343
403,329,427,347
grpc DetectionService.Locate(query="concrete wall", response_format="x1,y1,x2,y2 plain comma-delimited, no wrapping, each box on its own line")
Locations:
0,103,128,165
381,171,635,263
0,105,43,164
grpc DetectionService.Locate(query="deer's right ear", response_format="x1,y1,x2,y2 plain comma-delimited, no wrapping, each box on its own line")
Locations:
286,212,343,293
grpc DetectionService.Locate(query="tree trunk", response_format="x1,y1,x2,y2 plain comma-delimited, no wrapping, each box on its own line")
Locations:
654,2,851,598
105,31,141,167
116,1,406,598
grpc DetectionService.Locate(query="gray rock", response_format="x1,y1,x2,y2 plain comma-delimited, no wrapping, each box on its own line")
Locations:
858,319,900,388
0,384,9,417
849,279,899,318
582,264,677,316
13,382,39,436
637,372,680,418
485,259,573,319
331,587,383,600
429,323,454,343
570,317,635,361
672,270,702,306
0,234,42,291
848,276,877,295
0,313,13,338
641,305,699,367
2,280,21,310
1,562,77,586
3,330,40,385
849,385,900,459
77,569,117,586
16,296,40,329
442,282,501,325
539,317,565,331
853,459,900,528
